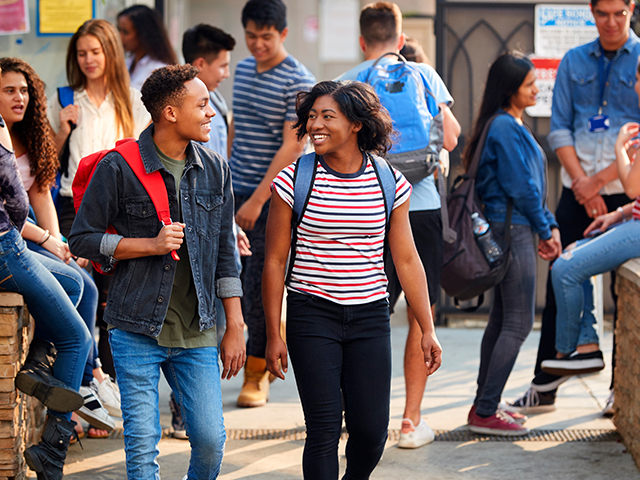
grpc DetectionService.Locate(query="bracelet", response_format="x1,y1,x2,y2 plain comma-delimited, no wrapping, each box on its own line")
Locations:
36,230,51,246
617,206,626,221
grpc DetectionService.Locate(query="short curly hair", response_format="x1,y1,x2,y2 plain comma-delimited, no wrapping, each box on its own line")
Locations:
293,80,394,157
0,57,58,192
140,64,200,122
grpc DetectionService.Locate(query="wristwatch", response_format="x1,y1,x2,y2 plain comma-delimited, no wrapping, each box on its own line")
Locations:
617,206,625,221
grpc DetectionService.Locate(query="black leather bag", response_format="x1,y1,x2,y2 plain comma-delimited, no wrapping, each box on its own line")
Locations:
440,115,512,307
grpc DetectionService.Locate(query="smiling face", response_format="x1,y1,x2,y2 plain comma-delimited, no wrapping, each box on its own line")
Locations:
195,50,231,92
591,0,634,50
0,71,29,127
244,20,288,70
509,69,539,111
307,95,361,159
76,34,106,82
172,77,215,143
117,15,140,54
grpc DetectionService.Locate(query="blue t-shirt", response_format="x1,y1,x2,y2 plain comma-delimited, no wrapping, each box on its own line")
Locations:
337,58,453,211
229,55,316,195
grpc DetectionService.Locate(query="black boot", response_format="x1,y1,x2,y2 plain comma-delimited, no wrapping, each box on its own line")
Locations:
15,339,83,412
24,415,75,480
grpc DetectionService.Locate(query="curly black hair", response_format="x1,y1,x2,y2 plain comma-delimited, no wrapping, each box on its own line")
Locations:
0,57,58,191
140,64,200,122
293,81,394,157
117,5,177,65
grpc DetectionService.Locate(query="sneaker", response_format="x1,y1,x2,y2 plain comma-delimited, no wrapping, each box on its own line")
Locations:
470,404,527,425
541,350,605,376
169,394,188,440
468,407,529,436
76,386,115,432
602,390,615,417
531,372,571,392
397,418,435,449
501,388,556,415
91,377,121,418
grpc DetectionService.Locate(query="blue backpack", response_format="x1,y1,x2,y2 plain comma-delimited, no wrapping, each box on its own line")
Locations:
285,152,396,284
51,86,76,213
357,53,444,185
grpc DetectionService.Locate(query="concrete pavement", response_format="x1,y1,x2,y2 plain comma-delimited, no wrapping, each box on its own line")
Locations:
51,298,639,479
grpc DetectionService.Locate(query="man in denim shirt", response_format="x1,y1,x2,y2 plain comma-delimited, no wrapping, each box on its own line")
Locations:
506,0,639,417
69,65,246,479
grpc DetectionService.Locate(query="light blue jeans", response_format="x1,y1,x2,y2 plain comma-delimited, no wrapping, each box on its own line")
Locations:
0,229,92,421
552,219,640,354
109,328,225,480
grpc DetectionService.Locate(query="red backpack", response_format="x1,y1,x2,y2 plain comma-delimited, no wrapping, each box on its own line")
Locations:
72,138,180,274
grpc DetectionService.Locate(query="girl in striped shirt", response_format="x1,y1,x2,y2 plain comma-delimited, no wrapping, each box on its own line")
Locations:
264,81,442,479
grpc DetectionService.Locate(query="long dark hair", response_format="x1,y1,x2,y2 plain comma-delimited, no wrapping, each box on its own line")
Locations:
0,57,58,191
293,81,393,157
117,5,177,65
463,52,534,171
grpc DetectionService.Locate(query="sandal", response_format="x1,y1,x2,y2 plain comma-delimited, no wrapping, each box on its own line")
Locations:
87,426,110,439
70,429,85,445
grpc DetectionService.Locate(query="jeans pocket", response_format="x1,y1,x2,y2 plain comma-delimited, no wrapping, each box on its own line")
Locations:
287,291,316,308
0,263,19,292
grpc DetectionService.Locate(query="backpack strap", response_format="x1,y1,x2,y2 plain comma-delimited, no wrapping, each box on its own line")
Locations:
368,153,396,230
57,86,75,109
57,87,77,178
114,140,180,261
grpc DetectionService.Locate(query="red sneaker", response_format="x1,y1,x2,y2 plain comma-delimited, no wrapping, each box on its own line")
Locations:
468,405,527,425
468,406,529,436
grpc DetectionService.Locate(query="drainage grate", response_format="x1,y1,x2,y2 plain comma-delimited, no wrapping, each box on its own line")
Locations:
107,427,620,442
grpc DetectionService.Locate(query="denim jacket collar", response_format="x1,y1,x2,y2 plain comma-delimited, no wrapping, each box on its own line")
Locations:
138,124,205,175
588,29,640,58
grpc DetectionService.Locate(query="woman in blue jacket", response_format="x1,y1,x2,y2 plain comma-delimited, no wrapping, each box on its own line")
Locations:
464,52,561,436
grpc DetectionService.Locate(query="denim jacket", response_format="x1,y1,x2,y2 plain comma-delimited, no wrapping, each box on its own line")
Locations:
548,30,640,195
477,111,558,240
69,125,242,337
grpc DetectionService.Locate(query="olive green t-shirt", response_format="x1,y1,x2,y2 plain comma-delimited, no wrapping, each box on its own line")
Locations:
154,143,217,348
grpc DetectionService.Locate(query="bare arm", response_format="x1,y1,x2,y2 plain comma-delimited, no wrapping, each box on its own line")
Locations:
556,145,608,217
440,103,460,152
262,192,292,380
227,117,234,161
615,122,640,198
235,121,305,231
387,200,442,375
219,296,246,380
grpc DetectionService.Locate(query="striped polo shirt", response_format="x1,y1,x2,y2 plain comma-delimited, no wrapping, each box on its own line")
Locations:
230,55,316,195
272,155,411,305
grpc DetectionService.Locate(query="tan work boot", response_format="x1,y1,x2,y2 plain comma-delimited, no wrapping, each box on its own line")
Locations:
237,355,270,408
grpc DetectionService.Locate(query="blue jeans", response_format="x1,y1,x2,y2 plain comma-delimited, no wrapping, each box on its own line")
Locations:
475,224,537,417
0,229,92,421
286,291,391,480
552,219,640,354
27,243,100,383
109,328,225,480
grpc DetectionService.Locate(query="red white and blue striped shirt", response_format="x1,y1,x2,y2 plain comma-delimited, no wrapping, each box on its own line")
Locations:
271,155,411,305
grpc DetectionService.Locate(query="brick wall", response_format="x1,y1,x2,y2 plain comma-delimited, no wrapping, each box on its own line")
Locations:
0,293,45,480
615,259,640,470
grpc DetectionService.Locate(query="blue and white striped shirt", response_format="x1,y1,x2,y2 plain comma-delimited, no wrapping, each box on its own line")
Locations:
229,55,315,195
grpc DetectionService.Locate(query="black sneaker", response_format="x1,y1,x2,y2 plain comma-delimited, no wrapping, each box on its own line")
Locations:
532,372,571,392
541,350,605,376
500,388,556,414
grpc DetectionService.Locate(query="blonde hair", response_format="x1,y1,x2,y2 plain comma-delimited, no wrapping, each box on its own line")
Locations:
66,19,134,137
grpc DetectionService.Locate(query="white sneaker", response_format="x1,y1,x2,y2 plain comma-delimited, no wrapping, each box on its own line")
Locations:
76,386,115,432
397,418,435,449
91,377,122,417
602,390,615,417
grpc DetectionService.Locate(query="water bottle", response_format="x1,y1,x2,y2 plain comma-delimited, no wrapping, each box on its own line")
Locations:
471,212,503,265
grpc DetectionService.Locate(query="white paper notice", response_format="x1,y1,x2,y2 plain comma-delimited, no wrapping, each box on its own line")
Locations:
319,0,359,62
534,5,598,58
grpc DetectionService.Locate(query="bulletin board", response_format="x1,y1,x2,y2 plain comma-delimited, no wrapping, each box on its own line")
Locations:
37,0,95,36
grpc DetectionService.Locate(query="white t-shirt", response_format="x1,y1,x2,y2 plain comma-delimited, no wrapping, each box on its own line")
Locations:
48,87,150,197
126,54,168,91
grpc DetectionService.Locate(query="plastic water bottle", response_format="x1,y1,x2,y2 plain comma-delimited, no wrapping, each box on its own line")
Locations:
471,213,503,265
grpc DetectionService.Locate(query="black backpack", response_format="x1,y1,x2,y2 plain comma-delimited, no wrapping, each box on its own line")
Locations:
440,114,512,308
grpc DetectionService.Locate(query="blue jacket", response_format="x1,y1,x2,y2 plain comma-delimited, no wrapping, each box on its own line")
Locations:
476,111,558,240
69,125,242,338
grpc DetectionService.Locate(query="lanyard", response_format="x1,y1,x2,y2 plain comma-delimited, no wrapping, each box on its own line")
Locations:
598,43,613,115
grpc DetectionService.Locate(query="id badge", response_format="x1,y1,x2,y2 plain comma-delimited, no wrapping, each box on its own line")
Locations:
588,115,610,132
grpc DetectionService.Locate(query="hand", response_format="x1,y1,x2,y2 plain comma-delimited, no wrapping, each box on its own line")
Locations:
58,105,79,135
584,210,621,237
571,176,602,205
583,195,607,219
237,228,252,257
75,257,89,268
265,336,288,380
154,223,185,255
219,324,246,380
421,330,442,376
616,122,640,151
235,197,263,231
43,236,72,264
